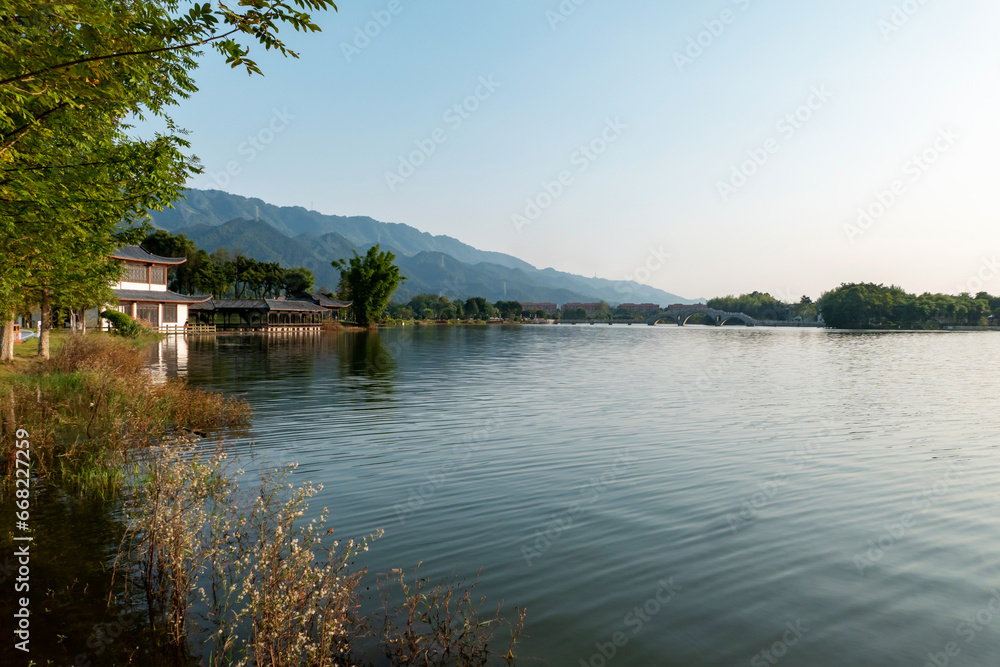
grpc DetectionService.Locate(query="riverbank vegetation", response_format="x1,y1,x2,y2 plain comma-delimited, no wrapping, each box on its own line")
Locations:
817,283,997,329
120,447,524,666
708,292,811,321
708,286,1000,329
0,333,250,495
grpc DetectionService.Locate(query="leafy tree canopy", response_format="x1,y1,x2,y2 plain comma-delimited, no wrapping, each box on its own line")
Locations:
332,244,405,328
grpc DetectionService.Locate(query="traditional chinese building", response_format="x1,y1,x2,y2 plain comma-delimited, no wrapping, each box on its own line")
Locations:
102,246,212,330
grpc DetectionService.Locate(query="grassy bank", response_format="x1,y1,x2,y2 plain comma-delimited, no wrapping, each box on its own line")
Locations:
0,332,250,495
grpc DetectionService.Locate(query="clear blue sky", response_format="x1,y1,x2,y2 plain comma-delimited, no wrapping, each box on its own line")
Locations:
162,0,1000,301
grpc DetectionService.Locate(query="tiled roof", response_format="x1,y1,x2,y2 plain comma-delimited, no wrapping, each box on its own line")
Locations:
189,299,327,312
110,245,187,265
266,299,327,312
293,292,353,308
113,289,212,303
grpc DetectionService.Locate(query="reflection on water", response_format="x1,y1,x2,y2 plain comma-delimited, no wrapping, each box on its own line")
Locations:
10,326,1000,666
143,334,189,383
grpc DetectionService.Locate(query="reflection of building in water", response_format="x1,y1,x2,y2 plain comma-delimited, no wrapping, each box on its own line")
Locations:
146,335,189,384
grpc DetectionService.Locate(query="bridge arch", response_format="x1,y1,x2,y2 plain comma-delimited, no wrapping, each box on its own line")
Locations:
646,307,758,327
718,315,755,327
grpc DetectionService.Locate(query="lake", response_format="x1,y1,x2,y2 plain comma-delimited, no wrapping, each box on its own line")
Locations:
162,325,1000,665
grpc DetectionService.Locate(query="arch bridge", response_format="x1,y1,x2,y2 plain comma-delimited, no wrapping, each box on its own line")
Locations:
646,306,759,327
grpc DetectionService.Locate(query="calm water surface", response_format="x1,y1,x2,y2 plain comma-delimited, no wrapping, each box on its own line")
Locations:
166,326,1000,665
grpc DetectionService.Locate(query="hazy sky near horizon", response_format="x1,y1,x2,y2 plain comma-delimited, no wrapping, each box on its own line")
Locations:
167,0,1000,301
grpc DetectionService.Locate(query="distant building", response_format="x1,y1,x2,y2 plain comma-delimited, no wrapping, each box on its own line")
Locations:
521,302,558,314
189,298,329,330
100,246,211,330
562,303,602,316
292,292,353,320
618,303,660,315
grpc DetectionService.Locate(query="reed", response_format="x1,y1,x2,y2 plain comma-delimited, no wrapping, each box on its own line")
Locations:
116,447,525,666
0,333,250,495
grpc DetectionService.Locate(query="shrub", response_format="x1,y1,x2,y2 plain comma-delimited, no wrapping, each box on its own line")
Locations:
116,450,525,666
101,309,143,338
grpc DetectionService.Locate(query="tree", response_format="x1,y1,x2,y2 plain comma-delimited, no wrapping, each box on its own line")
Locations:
283,267,315,296
1,0,338,360
142,230,208,294
332,244,405,328
707,292,792,321
465,297,489,320
197,248,236,299
494,300,522,321
1,104,187,359
1,0,338,160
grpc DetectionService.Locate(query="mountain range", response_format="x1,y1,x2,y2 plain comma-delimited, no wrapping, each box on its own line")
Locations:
148,189,701,306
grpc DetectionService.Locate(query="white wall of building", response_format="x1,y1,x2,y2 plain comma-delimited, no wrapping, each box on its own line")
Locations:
118,280,168,292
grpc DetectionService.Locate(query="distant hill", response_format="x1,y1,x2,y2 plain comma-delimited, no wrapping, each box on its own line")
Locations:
151,189,701,306
175,218,341,291
152,189,535,271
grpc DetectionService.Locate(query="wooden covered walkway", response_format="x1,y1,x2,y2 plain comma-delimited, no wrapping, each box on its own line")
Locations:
189,298,332,331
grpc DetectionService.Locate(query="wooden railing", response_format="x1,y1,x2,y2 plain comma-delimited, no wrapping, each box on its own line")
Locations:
155,324,217,335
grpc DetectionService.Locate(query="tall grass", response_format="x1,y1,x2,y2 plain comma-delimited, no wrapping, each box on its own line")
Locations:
0,334,250,495
116,448,524,666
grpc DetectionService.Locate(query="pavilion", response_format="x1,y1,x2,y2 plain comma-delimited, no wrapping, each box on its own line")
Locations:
189,298,332,331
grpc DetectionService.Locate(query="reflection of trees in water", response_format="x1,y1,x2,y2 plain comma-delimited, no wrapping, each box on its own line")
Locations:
185,334,340,387
182,331,397,397
0,493,147,665
337,331,396,394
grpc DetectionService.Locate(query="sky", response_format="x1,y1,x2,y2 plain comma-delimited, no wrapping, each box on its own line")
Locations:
161,0,1000,301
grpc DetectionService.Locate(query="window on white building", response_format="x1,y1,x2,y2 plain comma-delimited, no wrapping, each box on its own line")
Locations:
125,263,147,282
